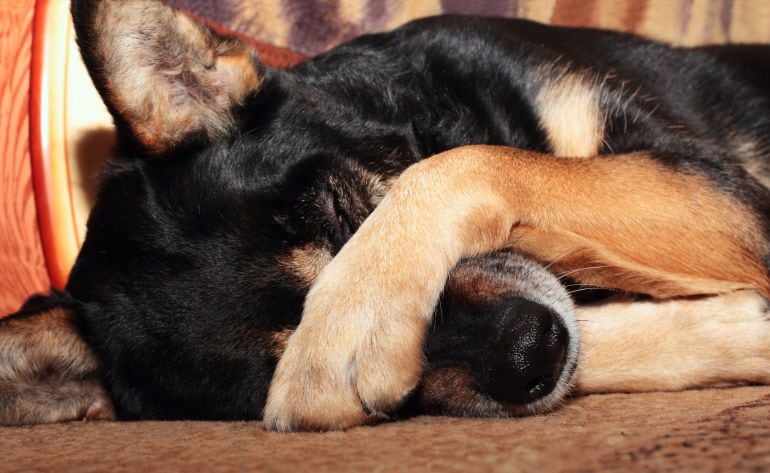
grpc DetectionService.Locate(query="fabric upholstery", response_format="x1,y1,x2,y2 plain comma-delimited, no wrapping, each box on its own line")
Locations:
4,386,770,472
168,0,770,56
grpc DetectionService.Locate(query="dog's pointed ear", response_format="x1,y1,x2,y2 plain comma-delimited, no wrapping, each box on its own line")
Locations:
71,0,262,155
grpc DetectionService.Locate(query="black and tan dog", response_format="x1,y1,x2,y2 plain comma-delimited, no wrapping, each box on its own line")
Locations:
2,0,770,431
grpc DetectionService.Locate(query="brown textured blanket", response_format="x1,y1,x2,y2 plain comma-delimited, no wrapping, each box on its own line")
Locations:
5,386,770,472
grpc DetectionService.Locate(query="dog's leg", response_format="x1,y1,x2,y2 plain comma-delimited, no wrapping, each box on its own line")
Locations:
264,145,770,431
0,303,115,425
575,291,770,392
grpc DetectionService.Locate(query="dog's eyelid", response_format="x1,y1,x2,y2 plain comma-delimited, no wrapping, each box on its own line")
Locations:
335,208,355,242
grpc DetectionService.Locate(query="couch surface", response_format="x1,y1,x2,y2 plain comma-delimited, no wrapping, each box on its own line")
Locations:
0,0,48,315
5,387,770,472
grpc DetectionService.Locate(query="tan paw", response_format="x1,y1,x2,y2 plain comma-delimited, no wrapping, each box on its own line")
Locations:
263,189,459,431
262,314,424,431
262,243,435,430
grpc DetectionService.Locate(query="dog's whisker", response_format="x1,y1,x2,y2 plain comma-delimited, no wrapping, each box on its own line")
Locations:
566,287,607,295
555,265,611,278
542,249,576,271
562,282,599,289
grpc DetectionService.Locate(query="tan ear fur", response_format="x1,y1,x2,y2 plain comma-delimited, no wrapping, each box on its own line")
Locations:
72,0,262,155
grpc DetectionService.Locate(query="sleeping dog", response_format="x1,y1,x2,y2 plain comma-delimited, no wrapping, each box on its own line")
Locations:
2,0,770,431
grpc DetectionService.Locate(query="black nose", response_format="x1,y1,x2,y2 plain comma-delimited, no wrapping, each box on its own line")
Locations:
486,297,569,405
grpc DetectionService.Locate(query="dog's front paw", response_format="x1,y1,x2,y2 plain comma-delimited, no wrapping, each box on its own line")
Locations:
262,190,459,431
262,279,426,431
261,334,369,431
262,327,423,431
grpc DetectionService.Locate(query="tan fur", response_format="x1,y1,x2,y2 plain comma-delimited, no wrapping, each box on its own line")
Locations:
419,368,504,417
503,153,769,298
0,308,115,425
264,145,770,431
731,134,770,188
575,291,770,392
280,245,333,286
350,163,392,207
269,328,295,359
444,266,510,304
534,72,604,157
90,0,261,154
512,226,759,298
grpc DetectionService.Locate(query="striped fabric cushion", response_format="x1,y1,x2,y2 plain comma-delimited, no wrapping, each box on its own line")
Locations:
167,0,770,57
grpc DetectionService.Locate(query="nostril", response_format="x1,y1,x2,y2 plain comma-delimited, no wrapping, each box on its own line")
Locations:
526,376,547,398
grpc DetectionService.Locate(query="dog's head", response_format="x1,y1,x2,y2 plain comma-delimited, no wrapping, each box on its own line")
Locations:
68,0,578,419
70,0,393,304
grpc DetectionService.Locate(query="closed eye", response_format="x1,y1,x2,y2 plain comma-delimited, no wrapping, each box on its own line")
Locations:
331,187,355,244
315,185,356,251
